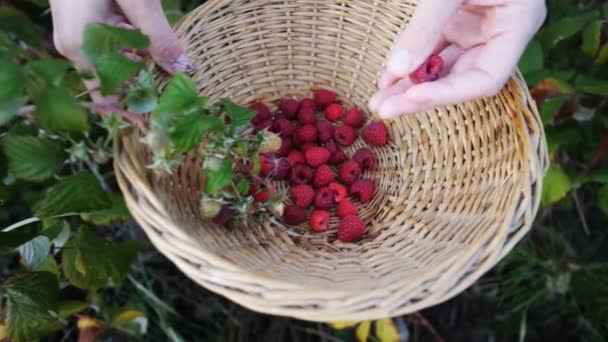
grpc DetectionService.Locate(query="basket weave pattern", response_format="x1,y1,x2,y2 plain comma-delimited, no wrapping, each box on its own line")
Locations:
114,0,548,322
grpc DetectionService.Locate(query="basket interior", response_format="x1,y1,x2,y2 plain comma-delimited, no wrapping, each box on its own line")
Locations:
127,0,528,292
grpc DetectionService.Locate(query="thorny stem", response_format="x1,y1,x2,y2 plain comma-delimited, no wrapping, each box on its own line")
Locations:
17,102,148,126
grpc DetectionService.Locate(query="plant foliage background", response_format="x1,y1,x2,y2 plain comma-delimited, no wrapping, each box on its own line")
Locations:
1,0,608,341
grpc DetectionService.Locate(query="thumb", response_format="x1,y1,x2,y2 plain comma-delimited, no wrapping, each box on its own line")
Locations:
116,0,190,74
386,0,463,77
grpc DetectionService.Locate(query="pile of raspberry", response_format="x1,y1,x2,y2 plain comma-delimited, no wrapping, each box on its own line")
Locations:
249,89,388,242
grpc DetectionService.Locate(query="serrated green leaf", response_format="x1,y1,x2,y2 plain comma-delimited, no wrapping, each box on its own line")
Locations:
0,30,25,60
0,230,39,253
96,52,143,95
575,75,608,95
595,43,608,65
539,11,600,50
219,98,256,129
542,166,571,206
62,228,141,290
518,39,543,76
154,73,204,114
0,8,44,48
0,61,26,125
80,194,131,225
540,96,567,126
36,172,112,217
375,319,400,342
82,24,150,64
17,236,50,269
34,86,88,132
3,272,62,342
58,301,89,319
170,113,224,152
597,185,608,216
26,59,72,87
204,157,233,195
2,133,66,181
581,21,602,57
127,70,158,114
34,255,60,278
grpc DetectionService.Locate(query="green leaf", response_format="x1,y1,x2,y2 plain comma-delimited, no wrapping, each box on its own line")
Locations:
58,301,89,319
597,185,608,216
595,43,608,65
170,113,224,153
577,168,608,186
329,321,360,330
62,228,140,290
236,178,251,196
575,75,608,96
540,96,567,126
26,59,72,87
204,157,233,195
154,73,203,114
17,236,50,269
0,8,44,48
34,86,88,132
126,70,158,114
546,127,583,155
80,194,131,225
96,52,143,95
581,20,602,57
36,172,112,217
3,133,66,181
375,318,400,342
0,61,26,125
111,310,145,327
356,321,371,342
539,11,600,50
34,255,60,278
542,166,571,206
82,24,150,64
0,230,39,253
219,98,256,129
518,39,543,76
3,272,62,342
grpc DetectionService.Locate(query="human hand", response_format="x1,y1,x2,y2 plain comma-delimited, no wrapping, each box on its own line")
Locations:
49,0,189,103
369,0,546,119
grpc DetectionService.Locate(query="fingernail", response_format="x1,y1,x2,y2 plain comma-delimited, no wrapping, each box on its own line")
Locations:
171,54,194,74
387,48,412,76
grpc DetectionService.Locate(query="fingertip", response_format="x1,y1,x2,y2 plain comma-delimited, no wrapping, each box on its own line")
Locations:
386,48,413,76
378,70,399,89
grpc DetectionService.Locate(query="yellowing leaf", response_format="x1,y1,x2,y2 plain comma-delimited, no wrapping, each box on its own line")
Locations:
0,323,7,340
375,318,400,342
356,320,371,342
111,310,145,326
542,166,571,206
329,321,360,330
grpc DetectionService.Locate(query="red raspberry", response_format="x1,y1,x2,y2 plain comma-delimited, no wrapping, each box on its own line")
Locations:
283,205,307,225
305,147,331,167
353,148,376,170
279,98,300,119
337,199,358,218
273,158,291,180
271,117,295,137
212,205,234,225
313,89,337,106
337,215,365,242
324,139,337,154
409,53,444,84
313,164,336,188
295,124,317,143
300,143,317,153
250,183,276,202
300,98,316,110
254,119,273,132
339,160,361,184
250,101,272,125
277,137,293,157
316,120,335,143
314,187,336,210
328,182,347,202
329,150,347,165
287,150,306,165
310,210,330,232
290,163,314,185
343,107,365,128
259,153,274,176
297,106,316,125
290,184,315,207
361,121,388,146
324,103,344,122
350,179,375,203
334,125,357,147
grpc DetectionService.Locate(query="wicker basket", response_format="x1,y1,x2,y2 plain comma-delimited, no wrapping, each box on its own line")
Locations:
114,0,548,322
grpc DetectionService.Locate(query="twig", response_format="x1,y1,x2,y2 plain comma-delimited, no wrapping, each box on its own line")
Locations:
571,191,590,235
407,312,445,342
82,102,148,125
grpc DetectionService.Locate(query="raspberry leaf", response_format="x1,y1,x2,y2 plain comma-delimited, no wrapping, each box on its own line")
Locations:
82,24,150,64
204,157,233,195
218,98,256,130
95,52,143,95
33,86,88,132
2,133,66,181
126,70,158,114
154,73,205,114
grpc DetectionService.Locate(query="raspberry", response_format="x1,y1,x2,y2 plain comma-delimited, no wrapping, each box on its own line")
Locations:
339,160,361,184
254,119,273,132
259,153,274,176
314,187,336,210
314,164,336,188
324,139,337,154
271,117,295,137
277,137,293,157
260,131,282,153
279,98,300,119
297,106,316,125
283,205,307,225
310,210,330,232
212,205,234,225
361,121,388,146
328,182,348,202
295,124,317,143
337,215,365,242
329,150,347,165
250,101,272,125
344,107,365,128
273,158,291,180
313,89,337,106
334,125,357,147
409,53,444,84
324,103,344,122
250,184,276,202
353,148,376,170
337,199,358,218
290,163,314,185
305,147,331,167
290,184,315,207
300,98,316,110
316,120,335,143
300,143,316,153
350,179,376,203
287,150,306,165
